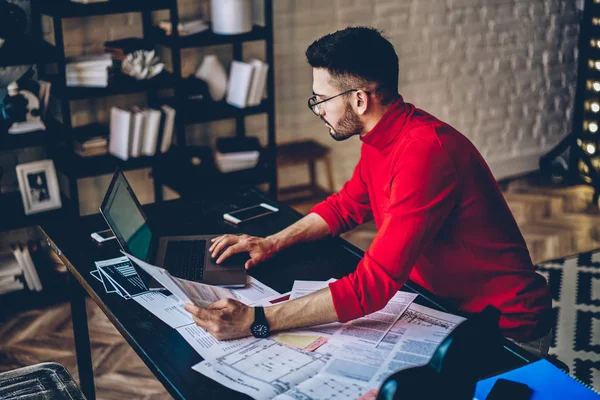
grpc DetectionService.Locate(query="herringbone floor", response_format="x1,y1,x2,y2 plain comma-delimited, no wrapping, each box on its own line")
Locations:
1,179,599,399
0,299,172,399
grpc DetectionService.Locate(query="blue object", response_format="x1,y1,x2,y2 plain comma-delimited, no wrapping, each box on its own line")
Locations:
474,359,600,400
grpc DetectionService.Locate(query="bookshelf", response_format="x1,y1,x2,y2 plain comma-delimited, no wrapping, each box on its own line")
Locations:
33,0,277,214
152,0,278,200
36,0,180,215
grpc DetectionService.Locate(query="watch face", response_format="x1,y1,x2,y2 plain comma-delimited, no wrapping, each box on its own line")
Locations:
251,324,269,338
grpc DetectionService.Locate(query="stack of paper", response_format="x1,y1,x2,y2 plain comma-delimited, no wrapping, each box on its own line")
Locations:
0,252,24,295
9,243,42,292
109,105,175,160
66,53,113,87
214,136,261,173
90,256,148,299
74,135,108,157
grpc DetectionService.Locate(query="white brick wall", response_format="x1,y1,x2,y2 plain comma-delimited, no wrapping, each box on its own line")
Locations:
0,0,578,215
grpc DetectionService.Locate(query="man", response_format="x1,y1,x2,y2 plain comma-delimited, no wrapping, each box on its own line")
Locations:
185,27,552,356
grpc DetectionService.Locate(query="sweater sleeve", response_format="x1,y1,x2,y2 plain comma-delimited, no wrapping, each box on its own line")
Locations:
309,156,373,236
329,136,459,322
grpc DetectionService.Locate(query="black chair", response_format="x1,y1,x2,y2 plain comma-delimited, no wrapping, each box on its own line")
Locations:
0,362,85,400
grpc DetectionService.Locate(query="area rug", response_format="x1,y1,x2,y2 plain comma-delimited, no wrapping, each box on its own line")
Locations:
536,250,600,391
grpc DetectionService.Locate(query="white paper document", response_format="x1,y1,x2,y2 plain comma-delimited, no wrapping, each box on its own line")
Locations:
288,290,417,347
289,279,335,300
399,303,465,330
231,276,280,305
130,275,280,360
133,290,194,329
333,291,418,346
369,324,449,387
177,323,257,359
122,250,235,307
273,374,369,400
192,339,335,400
277,311,460,400
288,280,417,346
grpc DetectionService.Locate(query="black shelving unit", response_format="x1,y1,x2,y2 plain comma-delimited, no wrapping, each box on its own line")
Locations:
47,71,177,100
34,0,277,214
152,0,278,200
0,22,62,232
37,0,181,215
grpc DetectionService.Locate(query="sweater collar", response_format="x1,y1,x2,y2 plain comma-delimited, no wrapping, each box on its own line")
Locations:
360,96,410,150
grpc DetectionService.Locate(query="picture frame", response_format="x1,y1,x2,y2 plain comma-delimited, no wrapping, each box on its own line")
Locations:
16,160,62,215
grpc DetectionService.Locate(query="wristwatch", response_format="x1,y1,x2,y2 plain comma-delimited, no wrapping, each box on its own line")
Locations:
250,306,270,338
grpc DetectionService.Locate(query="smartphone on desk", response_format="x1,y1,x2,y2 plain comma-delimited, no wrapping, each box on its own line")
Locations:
223,203,279,224
91,229,116,243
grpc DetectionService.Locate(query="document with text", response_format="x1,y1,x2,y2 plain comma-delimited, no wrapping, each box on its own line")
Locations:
288,279,418,346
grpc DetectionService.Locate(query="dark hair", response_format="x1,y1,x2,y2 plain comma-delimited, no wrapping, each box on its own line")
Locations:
306,26,399,105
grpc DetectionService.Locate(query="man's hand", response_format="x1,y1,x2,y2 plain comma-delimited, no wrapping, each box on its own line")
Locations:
184,298,255,340
209,234,278,269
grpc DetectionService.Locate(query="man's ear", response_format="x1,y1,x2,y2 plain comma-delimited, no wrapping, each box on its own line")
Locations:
356,90,369,116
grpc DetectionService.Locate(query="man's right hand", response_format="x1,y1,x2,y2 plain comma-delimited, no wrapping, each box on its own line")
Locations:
209,234,278,270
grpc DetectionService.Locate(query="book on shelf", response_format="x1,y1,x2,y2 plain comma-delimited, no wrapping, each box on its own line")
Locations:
225,59,268,109
129,107,144,158
214,136,261,173
74,135,108,157
247,59,269,106
9,243,42,293
108,105,176,160
160,105,176,153
158,19,209,36
0,252,24,295
140,108,161,157
109,107,132,160
226,60,255,109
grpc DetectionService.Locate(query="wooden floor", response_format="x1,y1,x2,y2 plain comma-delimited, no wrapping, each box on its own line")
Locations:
1,178,599,399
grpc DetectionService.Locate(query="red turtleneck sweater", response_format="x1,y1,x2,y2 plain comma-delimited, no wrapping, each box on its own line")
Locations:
310,97,552,341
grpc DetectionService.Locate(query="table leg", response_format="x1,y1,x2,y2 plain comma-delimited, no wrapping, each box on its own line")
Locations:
69,271,96,400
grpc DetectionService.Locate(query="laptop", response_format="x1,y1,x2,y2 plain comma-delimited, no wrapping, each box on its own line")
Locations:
99,169,247,287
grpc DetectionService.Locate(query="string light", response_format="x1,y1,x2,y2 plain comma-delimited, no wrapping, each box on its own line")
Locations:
591,39,600,49
588,121,599,133
587,143,596,154
588,60,600,70
585,101,600,113
586,80,600,92
594,17,600,25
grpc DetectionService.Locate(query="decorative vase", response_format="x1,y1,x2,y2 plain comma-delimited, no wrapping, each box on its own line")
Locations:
121,50,164,80
194,55,228,102
210,0,252,35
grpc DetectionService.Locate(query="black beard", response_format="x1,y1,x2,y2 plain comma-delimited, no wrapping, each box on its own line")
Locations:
321,102,364,142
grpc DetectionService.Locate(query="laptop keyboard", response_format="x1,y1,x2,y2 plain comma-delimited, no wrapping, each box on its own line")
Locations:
165,240,206,282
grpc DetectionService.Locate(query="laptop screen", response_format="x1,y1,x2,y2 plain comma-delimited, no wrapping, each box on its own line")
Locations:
101,171,152,261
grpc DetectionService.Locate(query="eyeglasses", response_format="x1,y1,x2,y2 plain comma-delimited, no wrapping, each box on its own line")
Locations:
307,89,360,116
